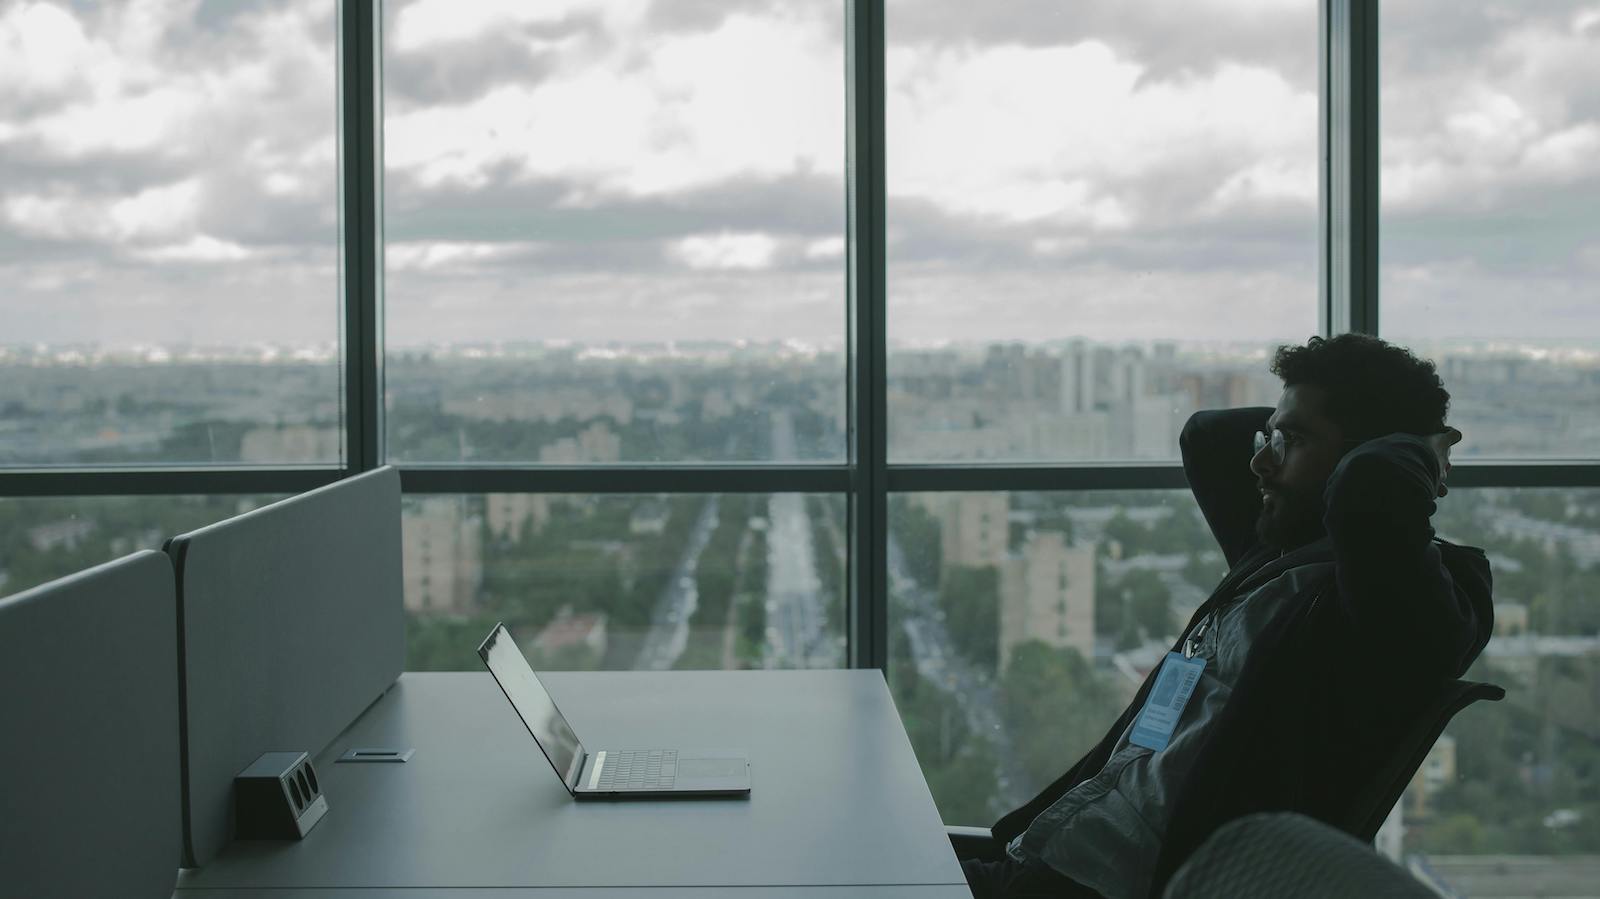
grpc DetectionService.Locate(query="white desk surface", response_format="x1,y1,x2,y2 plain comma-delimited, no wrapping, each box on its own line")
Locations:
173,670,970,896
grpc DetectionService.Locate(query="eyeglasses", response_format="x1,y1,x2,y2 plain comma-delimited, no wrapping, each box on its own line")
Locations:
1253,429,1292,465
1253,429,1364,465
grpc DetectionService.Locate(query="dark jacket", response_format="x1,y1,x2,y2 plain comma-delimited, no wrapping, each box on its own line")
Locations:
990,407,1495,898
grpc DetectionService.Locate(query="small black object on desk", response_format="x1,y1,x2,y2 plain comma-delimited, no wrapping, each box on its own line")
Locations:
235,751,327,839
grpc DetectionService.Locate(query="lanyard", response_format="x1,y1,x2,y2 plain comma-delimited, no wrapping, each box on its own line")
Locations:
1183,611,1214,660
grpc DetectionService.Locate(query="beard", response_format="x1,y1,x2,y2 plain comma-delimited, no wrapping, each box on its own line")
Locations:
1255,486,1328,551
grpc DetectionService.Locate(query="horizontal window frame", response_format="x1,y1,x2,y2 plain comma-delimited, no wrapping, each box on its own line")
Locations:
6,460,1598,499
0,467,345,498
398,464,852,494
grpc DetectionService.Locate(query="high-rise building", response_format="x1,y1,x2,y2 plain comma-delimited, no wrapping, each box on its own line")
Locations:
486,493,551,542
999,530,1096,669
402,497,484,614
927,492,1010,570
1406,734,1458,819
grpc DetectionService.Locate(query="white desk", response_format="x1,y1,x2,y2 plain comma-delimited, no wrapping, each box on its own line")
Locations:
174,670,970,897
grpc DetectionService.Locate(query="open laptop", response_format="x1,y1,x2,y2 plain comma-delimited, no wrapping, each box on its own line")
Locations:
477,623,751,800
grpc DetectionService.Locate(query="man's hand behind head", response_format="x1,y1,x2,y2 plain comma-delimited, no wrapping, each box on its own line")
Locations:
1424,427,1462,497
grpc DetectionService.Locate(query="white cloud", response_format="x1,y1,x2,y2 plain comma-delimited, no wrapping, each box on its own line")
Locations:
886,41,1316,227
135,234,254,263
0,1,93,97
1208,158,1318,209
31,84,202,156
1573,6,1600,35
387,240,538,271
804,236,846,260
110,178,202,240
390,0,648,52
0,0,335,166
1524,123,1600,177
1383,11,1600,211
1030,236,1088,256
670,232,778,270
385,8,843,196
4,178,201,243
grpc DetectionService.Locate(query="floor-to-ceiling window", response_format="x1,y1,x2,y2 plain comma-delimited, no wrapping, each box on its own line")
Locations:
0,0,341,590
881,0,1318,822
1378,0,1600,880
2,2,1595,891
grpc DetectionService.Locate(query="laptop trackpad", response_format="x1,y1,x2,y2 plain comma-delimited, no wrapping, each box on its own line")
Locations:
678,757,745,778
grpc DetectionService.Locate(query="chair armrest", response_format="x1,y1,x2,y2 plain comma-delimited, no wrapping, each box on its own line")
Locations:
947,825,1004,862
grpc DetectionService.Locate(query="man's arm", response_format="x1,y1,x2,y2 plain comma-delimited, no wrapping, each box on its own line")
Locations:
1180,407,1272,569
1323,435,1490,677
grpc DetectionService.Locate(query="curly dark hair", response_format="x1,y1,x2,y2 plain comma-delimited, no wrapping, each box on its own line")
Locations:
1270,334,1450,440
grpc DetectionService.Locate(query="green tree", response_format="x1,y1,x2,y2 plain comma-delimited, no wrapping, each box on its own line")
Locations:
406,615,504,671
1000,642,1124,793
893,496,944,588
939,565,1000,668
891,627,1001,823
1122,569,1175,640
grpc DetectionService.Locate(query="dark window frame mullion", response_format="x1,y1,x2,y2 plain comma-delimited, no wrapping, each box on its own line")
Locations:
1323,0,1380,337
340,0,384,475
846,0,889,671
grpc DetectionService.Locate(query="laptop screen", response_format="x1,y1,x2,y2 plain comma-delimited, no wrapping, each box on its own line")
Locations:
478,624,586,789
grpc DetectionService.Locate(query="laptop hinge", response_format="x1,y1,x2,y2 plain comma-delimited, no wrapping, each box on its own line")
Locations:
586,750,607,790
567,750,588,793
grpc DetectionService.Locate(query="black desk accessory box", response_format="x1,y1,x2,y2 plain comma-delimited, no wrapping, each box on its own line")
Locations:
235,751,328,839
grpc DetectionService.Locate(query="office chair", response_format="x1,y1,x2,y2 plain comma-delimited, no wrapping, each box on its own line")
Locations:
1339,678,1504,841
946,678,1506,860
1161,812,1437,898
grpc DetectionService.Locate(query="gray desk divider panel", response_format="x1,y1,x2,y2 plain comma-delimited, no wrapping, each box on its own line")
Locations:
169,466,403,868
0,551,180,899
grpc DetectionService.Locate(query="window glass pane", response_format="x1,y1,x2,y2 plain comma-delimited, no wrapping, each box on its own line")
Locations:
0,2,342,465
405,493,846,671
382,1,847,463
0,494,284,598
1391,488,1600,887
892,486,1600,887
886,1,1318,462
887,490,1224,823
1381,2,1600,458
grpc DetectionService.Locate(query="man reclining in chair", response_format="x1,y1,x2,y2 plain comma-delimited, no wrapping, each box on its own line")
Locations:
961,334,1494,899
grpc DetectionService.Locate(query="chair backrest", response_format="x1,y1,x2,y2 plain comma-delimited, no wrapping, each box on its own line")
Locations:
167,466,404,867
0,551,181,899
1344,678,1505,842
1164,812,1436,899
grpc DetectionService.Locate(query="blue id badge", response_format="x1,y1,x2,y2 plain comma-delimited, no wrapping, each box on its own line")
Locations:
1129,652,1207,752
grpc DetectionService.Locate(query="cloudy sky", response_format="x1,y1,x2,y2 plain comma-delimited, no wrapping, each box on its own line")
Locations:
0,0,1595,349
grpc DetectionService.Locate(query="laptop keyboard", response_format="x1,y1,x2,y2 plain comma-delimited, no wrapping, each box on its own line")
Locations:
596,750,676,791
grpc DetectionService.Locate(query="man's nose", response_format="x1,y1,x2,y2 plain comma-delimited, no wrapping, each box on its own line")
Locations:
1249,442,1275,479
